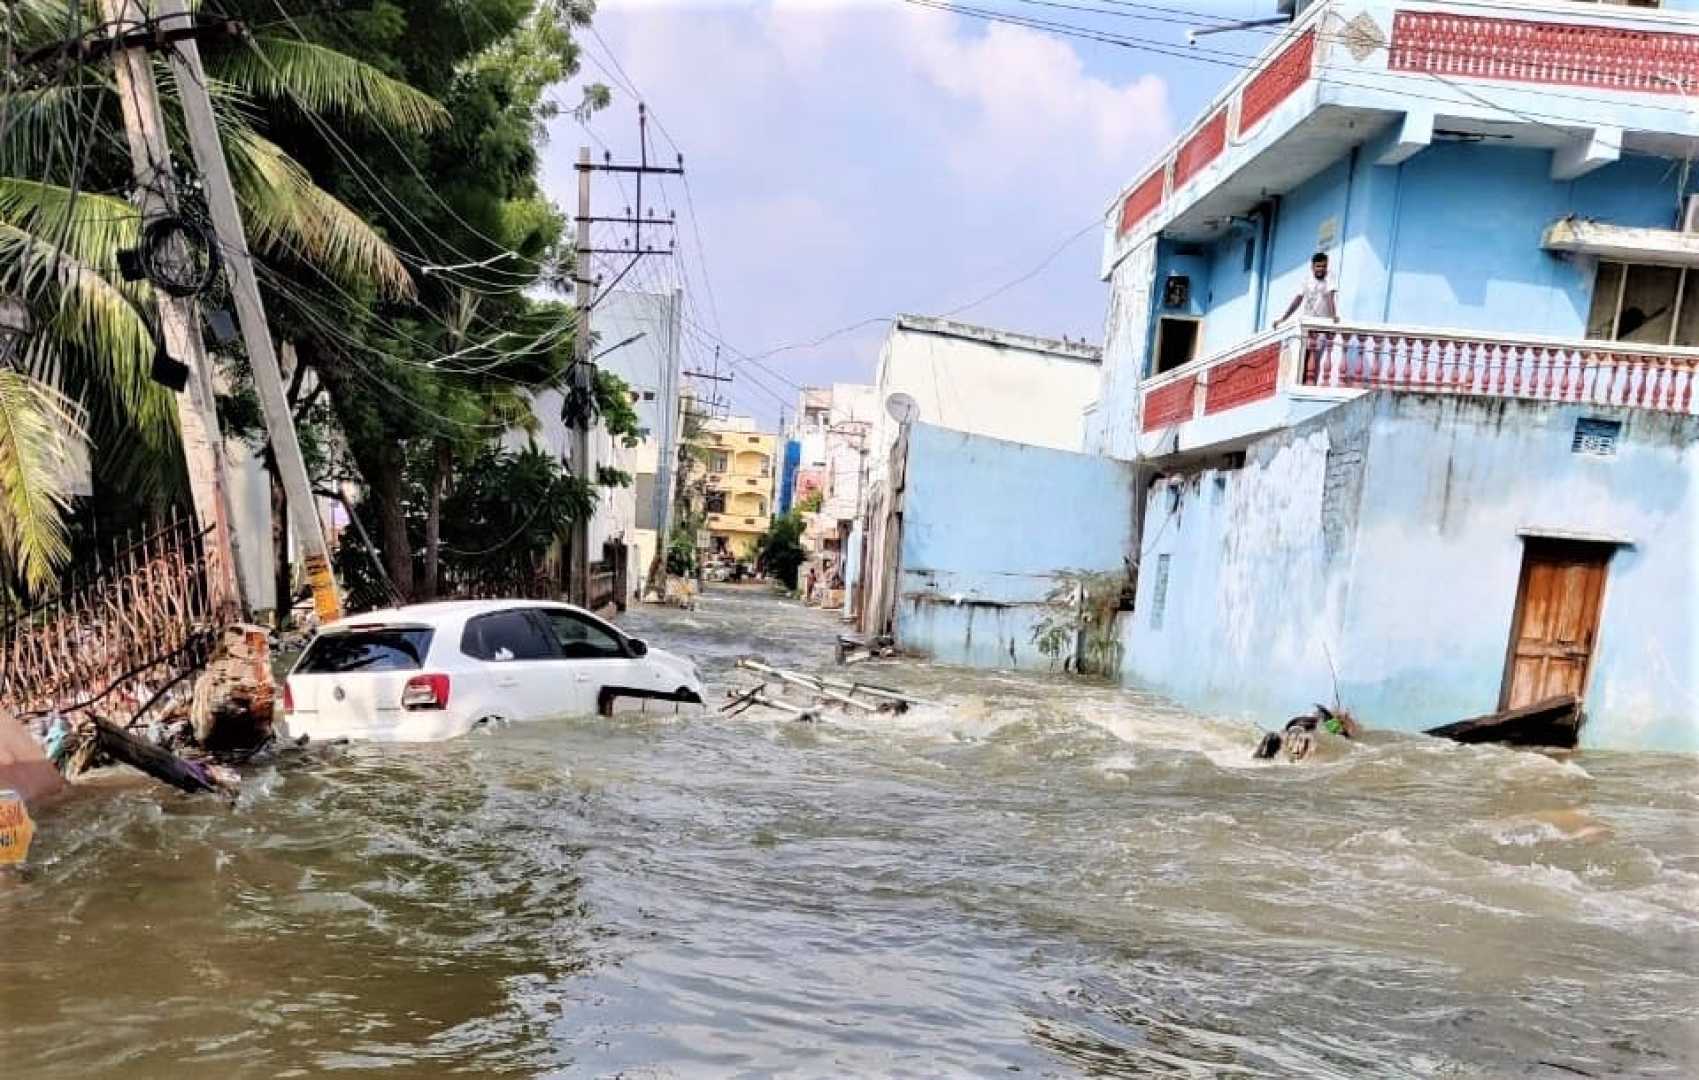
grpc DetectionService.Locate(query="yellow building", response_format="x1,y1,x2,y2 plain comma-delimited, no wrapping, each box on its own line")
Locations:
693,418,777,560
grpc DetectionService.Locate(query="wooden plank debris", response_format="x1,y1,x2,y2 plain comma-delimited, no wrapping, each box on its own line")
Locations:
1424,694,1581,748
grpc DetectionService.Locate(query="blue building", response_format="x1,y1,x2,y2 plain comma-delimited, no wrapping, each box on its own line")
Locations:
1085,0,1699,750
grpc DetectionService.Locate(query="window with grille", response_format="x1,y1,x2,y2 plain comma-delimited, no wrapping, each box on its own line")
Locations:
1587,263,1699,348
1572,418,1621,457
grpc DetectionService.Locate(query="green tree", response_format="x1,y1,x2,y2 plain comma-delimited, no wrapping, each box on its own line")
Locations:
219,0,615,603
0,0,442,592
755,510,807,590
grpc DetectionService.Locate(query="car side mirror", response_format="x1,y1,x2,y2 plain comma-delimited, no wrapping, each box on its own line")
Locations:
627,637,649,658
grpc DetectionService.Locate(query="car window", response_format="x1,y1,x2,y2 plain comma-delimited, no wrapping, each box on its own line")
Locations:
297,628,434,673
541,609,627,661
460,610,560,661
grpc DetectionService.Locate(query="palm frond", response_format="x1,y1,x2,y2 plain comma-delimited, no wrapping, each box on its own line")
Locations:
224,128,416,299
0,178,138,270
0,84,102,175
213,36,449,134
0,219,170,438
0,367,83,594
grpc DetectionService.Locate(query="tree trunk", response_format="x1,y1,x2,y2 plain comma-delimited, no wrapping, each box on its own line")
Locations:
268,453,290,629
370,440,414,600
309,351,415,601
421,438,449,601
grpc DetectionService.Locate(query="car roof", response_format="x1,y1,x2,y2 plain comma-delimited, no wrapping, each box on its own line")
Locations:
323,598,597,631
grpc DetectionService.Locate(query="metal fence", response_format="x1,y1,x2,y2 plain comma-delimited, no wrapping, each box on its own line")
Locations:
0,511,221,719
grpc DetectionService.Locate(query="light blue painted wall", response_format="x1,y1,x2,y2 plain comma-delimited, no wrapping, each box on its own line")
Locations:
1379,146,1688,339
1199,224,1261,355
894,423,1137,670
1263,155,1353,330
1120,392,1699,751
1341,396,1697,752
1166,142,1698,363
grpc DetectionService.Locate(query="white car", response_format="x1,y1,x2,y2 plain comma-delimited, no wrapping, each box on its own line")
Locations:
282,600,704,743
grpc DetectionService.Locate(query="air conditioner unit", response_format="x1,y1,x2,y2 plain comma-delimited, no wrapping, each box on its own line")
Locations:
1683,193,1699,234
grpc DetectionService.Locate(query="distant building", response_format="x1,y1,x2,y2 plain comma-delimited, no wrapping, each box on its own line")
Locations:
779,387,832,514
789,383,876,609
849,317,1102,626
866,315,1102,484
690,416,778,559
515,289,683,602
1085,0,1699,749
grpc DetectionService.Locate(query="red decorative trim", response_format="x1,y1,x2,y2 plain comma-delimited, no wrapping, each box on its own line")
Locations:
1238,29,1315,136
1388,12,1699,94
1172,110,1227,191
1117,168,1166,238
1203,344,1281,415
1142,375,1196,432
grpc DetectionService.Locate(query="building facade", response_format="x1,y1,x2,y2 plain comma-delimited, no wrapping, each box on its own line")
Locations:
867,315,1102,483
514,289,684,602
792,383,877,608
1087,0,1699,749
692,416,778,560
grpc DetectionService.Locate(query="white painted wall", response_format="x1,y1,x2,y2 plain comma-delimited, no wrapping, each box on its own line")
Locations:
868,317,1102,485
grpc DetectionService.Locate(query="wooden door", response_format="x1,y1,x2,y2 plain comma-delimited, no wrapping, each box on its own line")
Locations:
1501,540,1611,710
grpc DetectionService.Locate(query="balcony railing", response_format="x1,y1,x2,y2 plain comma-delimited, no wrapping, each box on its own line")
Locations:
1140,319,1699,438
1302,326,1698,412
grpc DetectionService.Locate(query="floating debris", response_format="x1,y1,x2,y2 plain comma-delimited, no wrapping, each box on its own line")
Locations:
1425,694,1580,749
834,634,896,666
1254,704,1360,762
725,659,934,722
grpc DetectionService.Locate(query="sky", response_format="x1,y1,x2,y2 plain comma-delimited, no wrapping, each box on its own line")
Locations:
541,0,1277,426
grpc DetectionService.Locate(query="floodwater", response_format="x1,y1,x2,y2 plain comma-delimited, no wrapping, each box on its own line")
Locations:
3,587,1696,1078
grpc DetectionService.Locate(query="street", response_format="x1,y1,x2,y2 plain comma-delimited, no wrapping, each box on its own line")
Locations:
3,586,1695,1077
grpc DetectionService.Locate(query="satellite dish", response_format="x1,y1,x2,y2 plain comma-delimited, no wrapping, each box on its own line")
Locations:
885,392,919,425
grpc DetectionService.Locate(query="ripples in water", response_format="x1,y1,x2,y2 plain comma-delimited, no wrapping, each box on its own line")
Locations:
3,586,1695,1077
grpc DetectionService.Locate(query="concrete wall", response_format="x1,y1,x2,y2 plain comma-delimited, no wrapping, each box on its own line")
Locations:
893,423,1137,670
1122,392,1699,751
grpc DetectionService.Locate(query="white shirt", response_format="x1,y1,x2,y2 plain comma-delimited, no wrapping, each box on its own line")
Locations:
1300,276,1336,318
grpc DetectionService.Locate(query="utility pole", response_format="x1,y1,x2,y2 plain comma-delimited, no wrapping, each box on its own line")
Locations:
157,0,343,624
570,145,595,606
101,0,245,617
644,287,683,597
570,104,683,606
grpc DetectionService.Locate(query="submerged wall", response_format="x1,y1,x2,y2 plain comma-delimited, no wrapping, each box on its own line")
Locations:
1122,392,1698,751
893,424,1136,670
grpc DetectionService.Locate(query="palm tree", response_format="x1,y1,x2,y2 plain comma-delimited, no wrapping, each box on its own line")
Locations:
0,1,447,593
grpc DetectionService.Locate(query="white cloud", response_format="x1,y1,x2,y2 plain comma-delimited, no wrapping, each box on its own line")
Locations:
553,0,1178,417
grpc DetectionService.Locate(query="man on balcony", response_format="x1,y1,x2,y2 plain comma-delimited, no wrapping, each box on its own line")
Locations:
1279,251,1339,326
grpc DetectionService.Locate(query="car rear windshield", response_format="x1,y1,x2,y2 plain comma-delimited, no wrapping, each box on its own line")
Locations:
296,627,435,673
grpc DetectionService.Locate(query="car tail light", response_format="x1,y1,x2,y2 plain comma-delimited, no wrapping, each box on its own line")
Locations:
283,681,294,714
402,673,450,710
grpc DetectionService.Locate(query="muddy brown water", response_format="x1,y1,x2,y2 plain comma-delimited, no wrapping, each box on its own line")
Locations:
3,586,1695,1078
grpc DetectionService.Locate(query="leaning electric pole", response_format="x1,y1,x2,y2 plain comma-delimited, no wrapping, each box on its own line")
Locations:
32,3,348,623
100,0,246,617
569,103,681,606
157,0,342,624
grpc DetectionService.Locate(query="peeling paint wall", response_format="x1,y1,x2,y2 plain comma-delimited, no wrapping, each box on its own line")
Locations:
893,424,1137,670
1121,406,1365,722
1122,391,1699,751
1088,237,1157,460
